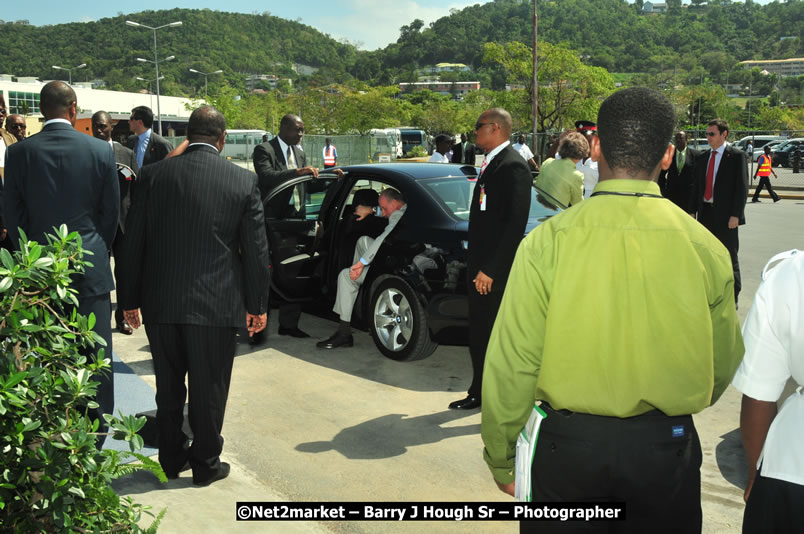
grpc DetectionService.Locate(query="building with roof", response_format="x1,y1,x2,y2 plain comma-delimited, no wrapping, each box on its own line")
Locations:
740,58,804,78
399,81,480,99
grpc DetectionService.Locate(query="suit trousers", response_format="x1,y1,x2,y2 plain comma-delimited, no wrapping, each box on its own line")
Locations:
743,473,804,534
77,293,114,447
144,323,236,479
522,404,702,534
467,274,507,399
333,235,373,322
698,204,741,304
752,177,779,202
112,229,125,324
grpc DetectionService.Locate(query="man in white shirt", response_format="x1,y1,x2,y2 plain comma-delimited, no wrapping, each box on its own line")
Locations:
733,249,804,533
428,134,453,163
512,134,538,170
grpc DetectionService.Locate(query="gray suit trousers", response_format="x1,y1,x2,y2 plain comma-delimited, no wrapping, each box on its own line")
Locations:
333,235,374,322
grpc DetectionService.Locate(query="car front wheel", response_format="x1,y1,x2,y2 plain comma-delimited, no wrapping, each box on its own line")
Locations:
369,276,438,361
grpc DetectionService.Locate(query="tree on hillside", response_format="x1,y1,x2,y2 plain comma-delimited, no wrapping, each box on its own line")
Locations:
484,41,615,132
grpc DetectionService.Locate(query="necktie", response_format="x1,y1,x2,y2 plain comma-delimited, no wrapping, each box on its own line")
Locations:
704,151,716,201
677,150,684,172
479,158,488,176
286,146,297,170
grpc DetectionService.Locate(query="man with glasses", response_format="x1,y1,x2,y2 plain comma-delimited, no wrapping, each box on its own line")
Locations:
126,106,173,169
448,108,532,411
689,118,748,306
5,114,27,142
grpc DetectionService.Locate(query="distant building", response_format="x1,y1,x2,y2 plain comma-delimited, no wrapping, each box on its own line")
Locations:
642,2,668,13
740,58,804,78
430,63,472,73
399,81,480,99
245,74,292,92
292,63,319,76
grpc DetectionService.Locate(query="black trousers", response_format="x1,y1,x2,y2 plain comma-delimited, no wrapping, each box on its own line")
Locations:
77,293,114,447
522,405,702,534
112,229,125,325
466,274,508,399
743,474,804,534
145,323,236,479
698,205,741,304
752,177,779,202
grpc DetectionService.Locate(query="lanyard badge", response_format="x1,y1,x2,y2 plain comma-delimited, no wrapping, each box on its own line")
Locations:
479,186,487,211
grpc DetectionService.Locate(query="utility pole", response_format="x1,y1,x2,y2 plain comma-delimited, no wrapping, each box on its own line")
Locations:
532,0,539,162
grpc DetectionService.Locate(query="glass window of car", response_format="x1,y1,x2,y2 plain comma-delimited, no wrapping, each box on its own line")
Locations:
422,177,564,221
265,177,336,221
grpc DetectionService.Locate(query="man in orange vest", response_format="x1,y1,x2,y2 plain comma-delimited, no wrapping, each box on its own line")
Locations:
751,145,780,203
323,138,338,169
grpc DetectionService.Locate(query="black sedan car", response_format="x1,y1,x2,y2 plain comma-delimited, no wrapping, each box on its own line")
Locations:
262,163,562,361
771,139,803,168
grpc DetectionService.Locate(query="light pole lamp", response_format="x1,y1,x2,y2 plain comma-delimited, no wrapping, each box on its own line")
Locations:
52,63,86,85
136,75,165,94
189,68,223,95
126,19,182,135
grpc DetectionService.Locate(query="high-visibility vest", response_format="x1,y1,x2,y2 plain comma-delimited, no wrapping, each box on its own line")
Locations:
757,154,772,177
323,145,337,166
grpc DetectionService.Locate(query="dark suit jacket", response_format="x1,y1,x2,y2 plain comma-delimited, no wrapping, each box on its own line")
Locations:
451,142,476,164
658,147,698,210
4,122,119,297
112,141,139,234
118,144,270,327
689,144,748,228
126,130,173,168
468,144,532,281
252,137,306,200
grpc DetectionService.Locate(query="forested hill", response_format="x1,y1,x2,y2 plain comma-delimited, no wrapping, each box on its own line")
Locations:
0,8,360,94
377,0,803,76
0,1,801,96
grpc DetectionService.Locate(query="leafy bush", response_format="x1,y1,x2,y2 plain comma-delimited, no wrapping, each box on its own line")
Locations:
0,225,165,532
408,145,428,158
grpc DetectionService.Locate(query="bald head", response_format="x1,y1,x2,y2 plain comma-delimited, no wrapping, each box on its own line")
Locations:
40,81,77,122
6,114,27,141
187,105,226,146
484,108,513,136
92,110,113,142
474,107,513,151
279,113,304,145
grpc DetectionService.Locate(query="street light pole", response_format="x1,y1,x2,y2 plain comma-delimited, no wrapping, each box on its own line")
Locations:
52,63,86,85
126,19,182,136
189,68,223,95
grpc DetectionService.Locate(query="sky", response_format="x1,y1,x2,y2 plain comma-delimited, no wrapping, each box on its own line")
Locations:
3,1,778,51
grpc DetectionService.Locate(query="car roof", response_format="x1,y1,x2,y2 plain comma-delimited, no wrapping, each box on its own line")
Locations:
339,162,478,182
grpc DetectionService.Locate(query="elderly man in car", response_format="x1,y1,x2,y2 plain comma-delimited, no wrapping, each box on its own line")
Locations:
317,188,407,349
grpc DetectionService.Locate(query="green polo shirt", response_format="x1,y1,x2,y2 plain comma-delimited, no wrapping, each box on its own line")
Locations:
535,158,584,207
481,178,744,485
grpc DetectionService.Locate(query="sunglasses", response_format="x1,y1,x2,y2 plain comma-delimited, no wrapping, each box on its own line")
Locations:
474,122,494,131
705,132,718,137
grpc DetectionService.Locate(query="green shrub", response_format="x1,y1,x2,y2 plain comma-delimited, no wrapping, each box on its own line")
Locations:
408,145,428,158
0,225,165,533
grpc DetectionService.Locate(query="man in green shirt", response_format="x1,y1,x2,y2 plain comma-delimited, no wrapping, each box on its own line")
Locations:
481,87,744,532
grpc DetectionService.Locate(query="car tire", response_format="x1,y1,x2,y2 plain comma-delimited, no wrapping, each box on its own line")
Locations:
368,276,438,362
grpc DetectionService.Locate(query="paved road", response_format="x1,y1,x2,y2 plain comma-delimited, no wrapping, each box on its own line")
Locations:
112,197,804,533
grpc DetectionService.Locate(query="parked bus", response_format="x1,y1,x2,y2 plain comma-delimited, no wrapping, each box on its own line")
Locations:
222,129,271,161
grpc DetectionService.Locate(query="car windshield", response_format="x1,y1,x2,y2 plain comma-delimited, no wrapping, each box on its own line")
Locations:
422,177,564,221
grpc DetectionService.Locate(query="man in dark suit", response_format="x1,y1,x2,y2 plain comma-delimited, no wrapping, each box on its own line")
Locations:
92,111,139,335
451,133,475,164
689,118,748,306
126,105,173,169
4,81,119,444
119,105,270,486
658,131,698,210
449,108,532,410
251,114,320,342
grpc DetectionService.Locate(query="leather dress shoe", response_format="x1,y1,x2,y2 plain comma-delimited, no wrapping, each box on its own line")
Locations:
448,395,481,410
316,333,354,349
116,320,133,335
249,330,265,346
165,461,191,480
278,327,310,338
193,462,230,487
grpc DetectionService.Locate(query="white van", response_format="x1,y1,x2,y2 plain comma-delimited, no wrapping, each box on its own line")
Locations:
733,135,786,153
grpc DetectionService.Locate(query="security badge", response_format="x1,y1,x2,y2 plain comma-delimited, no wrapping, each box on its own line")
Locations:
479,186,487,211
